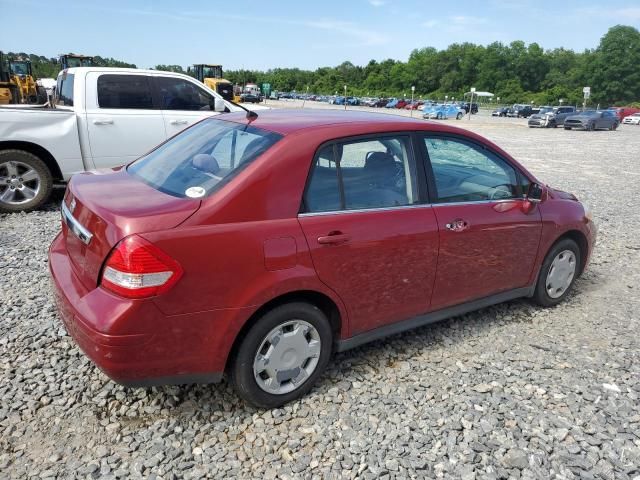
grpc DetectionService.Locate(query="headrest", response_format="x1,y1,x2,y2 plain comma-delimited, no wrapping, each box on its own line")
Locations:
192,154,220,175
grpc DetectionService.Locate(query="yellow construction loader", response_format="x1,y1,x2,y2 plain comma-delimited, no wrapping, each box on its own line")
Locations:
190,64,240,103
0,51,19,104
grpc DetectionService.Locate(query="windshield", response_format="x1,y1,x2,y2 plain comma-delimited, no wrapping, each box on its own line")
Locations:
539,107,553,114
10,62,29,75
580,111,598,116
128,119,282,198
202,66,222,78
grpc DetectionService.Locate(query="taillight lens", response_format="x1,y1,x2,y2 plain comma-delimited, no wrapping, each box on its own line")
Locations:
100,235,183,299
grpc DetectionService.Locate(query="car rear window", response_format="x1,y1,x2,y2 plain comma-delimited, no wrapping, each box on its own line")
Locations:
56,72,74,107
128,118,282,198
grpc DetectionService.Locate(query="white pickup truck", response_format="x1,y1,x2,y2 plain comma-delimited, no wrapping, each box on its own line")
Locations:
0,67,261,213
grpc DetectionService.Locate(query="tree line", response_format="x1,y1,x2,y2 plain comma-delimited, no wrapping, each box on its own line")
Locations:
6,25,639,106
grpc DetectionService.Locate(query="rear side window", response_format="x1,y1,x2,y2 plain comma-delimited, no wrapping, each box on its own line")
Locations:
304,135,418,212
128,118,281,198
97,75,154,109
56,73,74,106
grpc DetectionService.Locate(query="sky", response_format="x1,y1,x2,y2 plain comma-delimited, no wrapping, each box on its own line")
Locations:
1,0,639,71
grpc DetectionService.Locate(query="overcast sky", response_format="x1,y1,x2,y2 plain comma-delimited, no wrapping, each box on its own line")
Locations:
1,0,639,70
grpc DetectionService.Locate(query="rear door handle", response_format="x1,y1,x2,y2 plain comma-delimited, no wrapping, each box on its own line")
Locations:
92,119,113,125
445,219,469,232
169,119,189,125
317,232,351,245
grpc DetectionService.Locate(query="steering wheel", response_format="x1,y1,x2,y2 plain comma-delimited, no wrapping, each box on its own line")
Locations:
488,184,513,200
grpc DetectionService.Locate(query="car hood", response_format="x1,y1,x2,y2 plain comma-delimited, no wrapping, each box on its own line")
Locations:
547,186,578,201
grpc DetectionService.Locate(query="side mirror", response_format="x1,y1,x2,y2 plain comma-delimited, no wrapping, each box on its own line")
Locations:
526,183,544,203
213,97,226,112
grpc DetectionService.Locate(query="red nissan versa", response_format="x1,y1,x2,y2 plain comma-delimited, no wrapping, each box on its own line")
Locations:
49,110,596,408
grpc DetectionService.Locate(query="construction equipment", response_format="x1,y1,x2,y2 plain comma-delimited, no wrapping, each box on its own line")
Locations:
190,64,240,102
0,51,19,104
8,57,46,103
59,53,94,70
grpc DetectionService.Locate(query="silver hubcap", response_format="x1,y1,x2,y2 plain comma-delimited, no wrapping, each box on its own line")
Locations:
253,320,321,395
546,250,577,299
0,160,41,205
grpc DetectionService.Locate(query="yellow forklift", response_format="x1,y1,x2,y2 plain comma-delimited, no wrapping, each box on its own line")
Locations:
190,64,240,102
0,51,19,104
59,53,94,70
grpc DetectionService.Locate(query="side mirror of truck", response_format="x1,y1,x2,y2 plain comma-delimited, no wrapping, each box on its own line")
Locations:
213,98,226,112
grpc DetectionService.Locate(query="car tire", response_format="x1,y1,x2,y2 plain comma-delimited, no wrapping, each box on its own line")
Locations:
612,123,618,131
589,122,596,131
564,127,571,130
436,112,442,120
549,120,557,128
533,238,581,307
456,112,463,120
230,302,333,408
0,149,53,214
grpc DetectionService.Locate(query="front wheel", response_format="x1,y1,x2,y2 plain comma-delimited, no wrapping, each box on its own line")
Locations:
589,122,596,131
456,112,463,120
564,127,571,130
533,238,581,307
0,149,53,213
231,302,333,408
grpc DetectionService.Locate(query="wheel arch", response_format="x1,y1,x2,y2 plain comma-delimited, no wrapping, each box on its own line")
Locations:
0,141,63,182
224,290,343,373
554,229,589,275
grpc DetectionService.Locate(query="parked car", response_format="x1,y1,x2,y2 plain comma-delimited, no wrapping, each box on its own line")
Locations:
423,103,465,120
622,112,640,125
369,98,388,108
49,109,596,408
240,93,262,104
607,106,640,121
395,99,409,109
461,102,479,114
528,106,576,128
0,67,267,213
385,98,399,108
331,96,346,105
346,97,360,106
492,107,509,117
508,104,533,118
404,101,424,110
564,110,619,131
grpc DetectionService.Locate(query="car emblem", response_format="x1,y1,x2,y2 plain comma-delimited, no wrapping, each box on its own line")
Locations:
69,197,76,213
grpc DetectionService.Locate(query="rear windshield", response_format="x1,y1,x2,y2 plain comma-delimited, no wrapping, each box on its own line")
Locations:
56,72,74,107
128,118,282,198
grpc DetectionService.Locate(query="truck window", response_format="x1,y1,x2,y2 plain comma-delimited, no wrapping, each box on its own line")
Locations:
97,75,154,109
56,73,74,107
155,77,214,111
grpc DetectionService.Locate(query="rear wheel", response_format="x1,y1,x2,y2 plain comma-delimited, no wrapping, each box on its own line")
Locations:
533,238,581,307
564,126,571,130
231,302,333,408
0,149,53,213
436,112,442,120
589,122,596,131
456,112,463,120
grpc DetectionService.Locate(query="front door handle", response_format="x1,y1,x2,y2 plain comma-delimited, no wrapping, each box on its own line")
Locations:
318,231,351,245
93,119,113,125
169,119,189,125
445,219,469,232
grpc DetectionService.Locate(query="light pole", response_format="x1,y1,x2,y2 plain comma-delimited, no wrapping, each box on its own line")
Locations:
468,87,476,120
445,95,448,104
344,85,347,110
302,85,309,109
410,86,415,117
497,96,500,106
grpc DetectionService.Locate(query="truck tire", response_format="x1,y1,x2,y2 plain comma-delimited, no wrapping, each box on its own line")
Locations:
0,150,53,213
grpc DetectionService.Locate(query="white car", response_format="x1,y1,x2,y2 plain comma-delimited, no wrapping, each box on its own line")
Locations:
622,113,640,125
0,67,266,212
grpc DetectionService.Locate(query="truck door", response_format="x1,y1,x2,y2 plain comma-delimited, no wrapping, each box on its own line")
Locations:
152,76,222,138
85,72,166,169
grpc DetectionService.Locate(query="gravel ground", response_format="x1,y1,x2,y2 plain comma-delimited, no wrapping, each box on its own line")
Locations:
1,109,639,479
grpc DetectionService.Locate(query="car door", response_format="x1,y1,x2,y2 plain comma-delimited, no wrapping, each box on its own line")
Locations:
85,72,166,169
298,135,439,336
153,76,222,138
420,135,542,311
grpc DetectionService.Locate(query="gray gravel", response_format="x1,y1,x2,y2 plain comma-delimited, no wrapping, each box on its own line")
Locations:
1,113,639,479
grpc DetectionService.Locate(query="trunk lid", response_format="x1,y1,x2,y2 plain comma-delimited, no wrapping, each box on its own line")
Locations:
62,167,200,290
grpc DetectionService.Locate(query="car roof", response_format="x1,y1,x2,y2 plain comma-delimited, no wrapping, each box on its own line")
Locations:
217,109,465,135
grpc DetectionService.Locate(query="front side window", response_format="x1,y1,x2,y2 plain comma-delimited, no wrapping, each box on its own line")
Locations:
97,75,154,109
129,119,281,198
423,137,520,203
155,77,214,111
304,136,418,212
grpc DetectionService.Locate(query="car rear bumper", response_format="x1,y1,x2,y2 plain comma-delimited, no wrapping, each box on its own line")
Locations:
48,232,250,386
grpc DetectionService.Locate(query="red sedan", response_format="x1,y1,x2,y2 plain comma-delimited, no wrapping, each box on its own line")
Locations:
49,110,596,408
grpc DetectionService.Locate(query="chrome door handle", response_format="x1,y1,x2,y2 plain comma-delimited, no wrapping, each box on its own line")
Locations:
318,232,351,245
445,219,469,232
169,119,188,125
93,119,113,125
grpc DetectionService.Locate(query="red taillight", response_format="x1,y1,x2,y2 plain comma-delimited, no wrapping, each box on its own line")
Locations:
100,235,183,299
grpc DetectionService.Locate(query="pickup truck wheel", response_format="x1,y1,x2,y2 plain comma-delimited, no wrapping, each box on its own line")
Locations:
0,150,53,213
